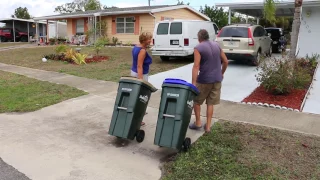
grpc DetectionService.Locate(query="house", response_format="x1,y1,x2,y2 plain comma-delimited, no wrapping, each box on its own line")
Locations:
216,0,320,58
0,18,67,42
33,5,210,45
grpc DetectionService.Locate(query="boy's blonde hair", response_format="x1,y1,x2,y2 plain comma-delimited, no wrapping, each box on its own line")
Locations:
139,32,153,43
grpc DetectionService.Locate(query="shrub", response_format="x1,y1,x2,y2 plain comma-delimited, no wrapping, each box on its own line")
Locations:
55,45,68,54
65,48,76,59
112,37,119,45
126,41,132,46
292,65,312,89
256,56,313,95
99,36,109,44
72,53,87,65
49,38,56,45
44,54,56,60
306,53,319,68
93,38,107,55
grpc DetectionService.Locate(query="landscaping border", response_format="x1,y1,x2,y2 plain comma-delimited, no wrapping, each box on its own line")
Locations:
242,62,319,112
300,62,319,111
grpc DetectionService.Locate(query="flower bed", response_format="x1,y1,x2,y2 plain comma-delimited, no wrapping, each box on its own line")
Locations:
85,55,109,63
242,55,319,111
242,86,308,110
43,45,109,65
44,53,109,64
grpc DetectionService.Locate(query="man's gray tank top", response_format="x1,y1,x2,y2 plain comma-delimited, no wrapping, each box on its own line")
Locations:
195,40,223,84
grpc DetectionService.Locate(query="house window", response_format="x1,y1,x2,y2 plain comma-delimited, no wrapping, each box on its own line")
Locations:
116,17,134,34
76,19,84,35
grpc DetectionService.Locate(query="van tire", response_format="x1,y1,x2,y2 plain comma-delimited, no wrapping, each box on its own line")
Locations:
160,56,170,61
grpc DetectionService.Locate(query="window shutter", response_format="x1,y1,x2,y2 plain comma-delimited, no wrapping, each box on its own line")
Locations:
112,16,116,35
134,16,140,35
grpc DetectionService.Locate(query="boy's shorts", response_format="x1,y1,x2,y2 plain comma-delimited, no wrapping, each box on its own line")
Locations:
194,82,222,105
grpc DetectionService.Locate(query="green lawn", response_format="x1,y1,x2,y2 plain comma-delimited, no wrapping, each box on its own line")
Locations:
0,46,191,82
162,121,320,180
0,42,28,48
0,70,88,113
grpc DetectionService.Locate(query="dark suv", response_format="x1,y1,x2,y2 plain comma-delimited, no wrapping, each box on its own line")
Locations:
265,27,286,53
0,28,28,42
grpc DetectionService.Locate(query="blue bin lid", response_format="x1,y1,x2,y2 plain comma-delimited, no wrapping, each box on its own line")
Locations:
163,78,199,94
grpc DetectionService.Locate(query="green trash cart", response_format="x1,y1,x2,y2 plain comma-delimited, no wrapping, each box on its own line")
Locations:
154,78,199,151
108,77,157,143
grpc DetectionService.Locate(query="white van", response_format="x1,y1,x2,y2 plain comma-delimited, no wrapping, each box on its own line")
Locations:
151,20,219,61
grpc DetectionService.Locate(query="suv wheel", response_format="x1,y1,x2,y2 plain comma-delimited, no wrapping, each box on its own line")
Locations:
0,36,5,42
20,36,28,42
251,50,261,66
160,56,170,61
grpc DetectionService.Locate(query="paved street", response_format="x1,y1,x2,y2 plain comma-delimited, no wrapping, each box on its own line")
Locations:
0,158,30,180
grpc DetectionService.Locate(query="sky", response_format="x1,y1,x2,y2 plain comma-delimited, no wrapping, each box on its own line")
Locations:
0,0,262,19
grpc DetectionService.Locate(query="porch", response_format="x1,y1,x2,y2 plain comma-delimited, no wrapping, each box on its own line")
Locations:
33,13,104,45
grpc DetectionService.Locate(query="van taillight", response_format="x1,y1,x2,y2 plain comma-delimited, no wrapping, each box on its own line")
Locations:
248,28,254,46
184,38,189,46
153,39,154,45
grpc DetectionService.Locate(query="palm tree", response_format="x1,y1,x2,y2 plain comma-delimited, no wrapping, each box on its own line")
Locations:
289,0,303,58
263,0,277,26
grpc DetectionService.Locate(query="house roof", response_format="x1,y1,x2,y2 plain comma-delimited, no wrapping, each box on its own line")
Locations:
0,17,66,24
215,0,320,17
33,5,210,21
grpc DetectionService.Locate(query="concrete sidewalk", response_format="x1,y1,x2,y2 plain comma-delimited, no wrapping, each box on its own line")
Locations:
0,62,119,98
0,44,35,52
1,62,320,137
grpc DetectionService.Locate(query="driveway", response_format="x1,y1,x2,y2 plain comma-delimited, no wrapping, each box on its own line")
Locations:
149,53,284,102
302,63,320,114
0,94,209,180
150,61,259,102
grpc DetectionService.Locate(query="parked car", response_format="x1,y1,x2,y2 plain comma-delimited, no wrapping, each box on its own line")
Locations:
215,24,273,66
265,27,287,53
151,20,219,61
0,28,28,42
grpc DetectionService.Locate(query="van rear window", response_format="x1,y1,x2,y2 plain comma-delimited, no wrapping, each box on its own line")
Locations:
170,22,182,34
219,27,248,38
157,23,169,35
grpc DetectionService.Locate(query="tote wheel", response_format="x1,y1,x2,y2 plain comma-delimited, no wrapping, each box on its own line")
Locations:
135,130,145,143
182,137,191,152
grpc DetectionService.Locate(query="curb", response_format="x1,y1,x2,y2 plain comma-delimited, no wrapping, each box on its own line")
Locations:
240,101,300,112
300,62,319,111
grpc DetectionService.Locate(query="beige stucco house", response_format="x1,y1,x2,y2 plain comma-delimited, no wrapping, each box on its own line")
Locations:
33,5,210,44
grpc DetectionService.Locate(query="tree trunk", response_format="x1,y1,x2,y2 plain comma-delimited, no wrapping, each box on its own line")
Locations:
289,0,303,59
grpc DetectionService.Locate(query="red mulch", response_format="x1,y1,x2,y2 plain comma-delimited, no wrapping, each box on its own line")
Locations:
242,86,308,110
85,55,109,63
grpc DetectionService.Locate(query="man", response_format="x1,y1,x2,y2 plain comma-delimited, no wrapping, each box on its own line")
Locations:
189,29,228,133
